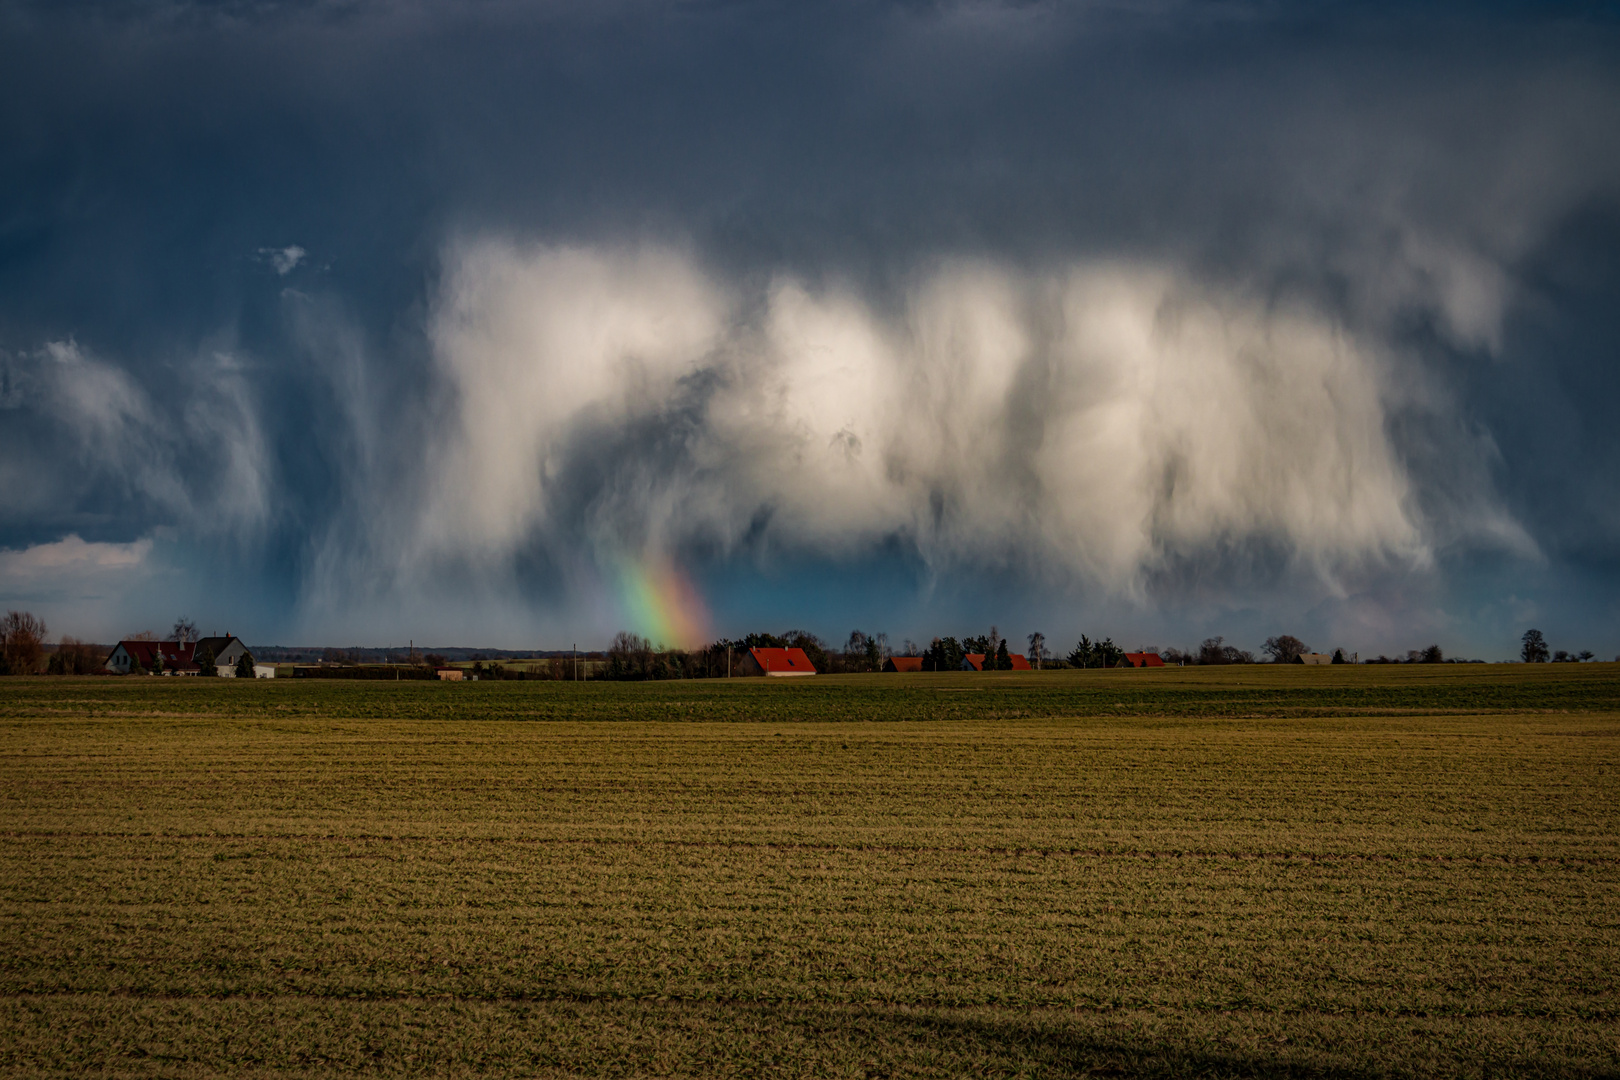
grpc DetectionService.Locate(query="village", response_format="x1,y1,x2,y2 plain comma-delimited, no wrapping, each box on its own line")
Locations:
2,611,1580,680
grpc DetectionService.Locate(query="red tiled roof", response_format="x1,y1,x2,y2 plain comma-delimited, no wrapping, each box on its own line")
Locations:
115,640,198,669
749,647,817,675
1122,652,1165,668
964,653,1031,671
884,656,923,672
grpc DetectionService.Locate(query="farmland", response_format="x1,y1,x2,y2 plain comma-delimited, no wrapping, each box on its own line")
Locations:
1,665,1616,1077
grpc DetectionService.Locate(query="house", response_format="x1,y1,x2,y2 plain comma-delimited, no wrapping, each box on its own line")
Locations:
436,668,464,681
194,634,254,676
1121,652,1165,668
252,664,277,679
1295,653,1333,665
738,647,817,676
961,653,1032,671
105,640,201,675
883,656,924,672
105,635,256,676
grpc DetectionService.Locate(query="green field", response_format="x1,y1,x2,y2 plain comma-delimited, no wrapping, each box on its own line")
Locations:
1,666,1616,1077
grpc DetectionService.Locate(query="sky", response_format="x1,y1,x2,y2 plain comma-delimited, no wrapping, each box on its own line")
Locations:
2,0,1618,660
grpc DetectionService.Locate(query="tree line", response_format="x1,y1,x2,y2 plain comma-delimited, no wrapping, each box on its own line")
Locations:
0,607,1608,676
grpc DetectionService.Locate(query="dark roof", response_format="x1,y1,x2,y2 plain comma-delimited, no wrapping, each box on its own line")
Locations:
113,640,199,670
194,635,249,659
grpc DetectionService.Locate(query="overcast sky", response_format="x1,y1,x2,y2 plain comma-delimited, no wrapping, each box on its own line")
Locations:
2,0,1618,658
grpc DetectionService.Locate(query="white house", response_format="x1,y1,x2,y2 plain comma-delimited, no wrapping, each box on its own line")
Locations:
106,635,257,676
194,635,254,676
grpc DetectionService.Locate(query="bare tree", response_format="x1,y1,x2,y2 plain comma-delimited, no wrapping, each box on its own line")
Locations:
1026,632,1047,669
53,636,104,675
1199,636,1254,665
171,617,199,643
782,630,829,673
0,611,48,675
1261,635,1309,664
842,630,867,672
1521,629,1549,664
607,632,655,679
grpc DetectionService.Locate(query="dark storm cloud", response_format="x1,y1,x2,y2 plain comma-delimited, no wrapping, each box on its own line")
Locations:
1,0,1618,650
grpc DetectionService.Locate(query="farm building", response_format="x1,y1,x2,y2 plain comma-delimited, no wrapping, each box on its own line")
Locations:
961,653,1032,671
106,635,257,676
436,668,464,681
194,635,254,674
738,647,817,676
1295,653,1333,665
105,640,201,675
1121,652,1165,668
883,656,924,672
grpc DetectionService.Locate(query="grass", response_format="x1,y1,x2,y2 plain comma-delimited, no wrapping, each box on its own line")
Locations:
0,665,1616,1077
4,661,1619,722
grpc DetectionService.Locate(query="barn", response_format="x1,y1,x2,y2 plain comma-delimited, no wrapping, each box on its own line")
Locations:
882,656,924,672
1121,652,1165,668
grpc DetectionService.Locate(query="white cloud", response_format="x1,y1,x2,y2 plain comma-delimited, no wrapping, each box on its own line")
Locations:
25,340,271,537
406,240,1527,598
0,534,158,638
0,533,152,581
260,245,307,275
420,240,727,561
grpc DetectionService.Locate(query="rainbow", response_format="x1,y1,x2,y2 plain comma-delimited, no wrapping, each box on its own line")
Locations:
613,557,711,648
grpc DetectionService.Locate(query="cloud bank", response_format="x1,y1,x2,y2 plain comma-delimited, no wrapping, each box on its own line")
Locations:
408,241,1514,600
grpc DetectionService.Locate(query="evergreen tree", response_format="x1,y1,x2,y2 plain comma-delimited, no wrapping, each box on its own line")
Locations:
195,644,217,676
235,652,254,678
925,637,964,671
